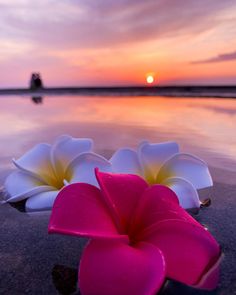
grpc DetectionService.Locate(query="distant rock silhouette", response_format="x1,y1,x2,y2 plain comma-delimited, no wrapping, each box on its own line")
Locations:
30,72,43,90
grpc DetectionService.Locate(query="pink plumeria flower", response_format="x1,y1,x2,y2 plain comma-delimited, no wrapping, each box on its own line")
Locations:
48,169,221,295
110,141,213,209
4,135,111,212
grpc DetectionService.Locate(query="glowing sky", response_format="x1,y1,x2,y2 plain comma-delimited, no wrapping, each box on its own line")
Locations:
1,0,236,87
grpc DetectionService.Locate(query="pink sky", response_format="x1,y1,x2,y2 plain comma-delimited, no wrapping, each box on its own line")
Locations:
1,0,236,87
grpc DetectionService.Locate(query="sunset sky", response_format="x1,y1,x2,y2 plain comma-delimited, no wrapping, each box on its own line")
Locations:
1,0,236,87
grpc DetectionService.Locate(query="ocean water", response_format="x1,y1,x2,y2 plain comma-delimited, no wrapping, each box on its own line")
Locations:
0,95,235,180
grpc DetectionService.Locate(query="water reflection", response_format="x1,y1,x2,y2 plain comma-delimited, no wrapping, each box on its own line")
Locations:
0,96,235,177
31,96,43,104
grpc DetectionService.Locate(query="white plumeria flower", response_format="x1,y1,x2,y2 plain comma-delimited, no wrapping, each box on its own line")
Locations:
4,135,111,212
110,141,213,209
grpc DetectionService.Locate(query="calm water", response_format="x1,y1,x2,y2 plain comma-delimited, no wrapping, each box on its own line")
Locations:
0,95,235,182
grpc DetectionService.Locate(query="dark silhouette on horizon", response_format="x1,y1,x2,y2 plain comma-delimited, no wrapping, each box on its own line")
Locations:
0,81,236,98
30,72,43,90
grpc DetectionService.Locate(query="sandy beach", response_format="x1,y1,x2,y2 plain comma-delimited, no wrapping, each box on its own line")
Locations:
0,165,235,294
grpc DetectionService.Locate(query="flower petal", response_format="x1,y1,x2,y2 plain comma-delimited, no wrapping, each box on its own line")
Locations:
130,185,199,240
110,148,143,175
143,219,221,288
25,190,59,212
161,177,201,209
79,240,166,295
157,153,213,189
13,143,56,184
66,152,112,186
51,135,93,175
48,183,127,241
138,141,179,184
4,171,55,203
192,253,222,290
96,170,148,234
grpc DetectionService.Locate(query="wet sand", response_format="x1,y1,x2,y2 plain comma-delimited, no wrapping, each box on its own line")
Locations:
0,167,235,295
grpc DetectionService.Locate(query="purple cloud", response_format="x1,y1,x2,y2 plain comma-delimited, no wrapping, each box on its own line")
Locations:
191,51,236,64
1,0,236,49
1,0,236,87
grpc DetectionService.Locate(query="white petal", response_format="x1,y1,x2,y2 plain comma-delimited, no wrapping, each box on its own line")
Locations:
4,171,55,202
51,135,93,175
52,134,71,145
161,177,201,209
157,153,213,189
138,141,179,183
67,152,112,186
13,143,56,184
110,148,143,175
25,190,59,212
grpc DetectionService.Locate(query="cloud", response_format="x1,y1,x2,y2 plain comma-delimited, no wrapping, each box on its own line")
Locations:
1,0,236,50
191,50,236,64
1,0,236,87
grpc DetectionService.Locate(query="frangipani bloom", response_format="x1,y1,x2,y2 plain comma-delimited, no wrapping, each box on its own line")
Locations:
4,135,111,212
49,170,221,295
110,141,213,209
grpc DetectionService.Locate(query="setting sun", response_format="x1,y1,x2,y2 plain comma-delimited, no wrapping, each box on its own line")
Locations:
146,75,154,84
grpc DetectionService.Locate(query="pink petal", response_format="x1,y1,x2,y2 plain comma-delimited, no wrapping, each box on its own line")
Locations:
48,183,127,241
95,170,148,234
192,253,222,290
143,219,221,288
130,185,199,240
79,240,166,295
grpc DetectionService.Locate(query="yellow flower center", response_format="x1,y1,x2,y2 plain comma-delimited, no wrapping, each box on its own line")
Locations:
45,167,73,190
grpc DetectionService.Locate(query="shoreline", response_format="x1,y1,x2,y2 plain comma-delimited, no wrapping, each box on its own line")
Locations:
0,86,236,98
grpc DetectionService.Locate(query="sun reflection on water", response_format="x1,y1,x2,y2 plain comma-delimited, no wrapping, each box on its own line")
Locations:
0,95,235,175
